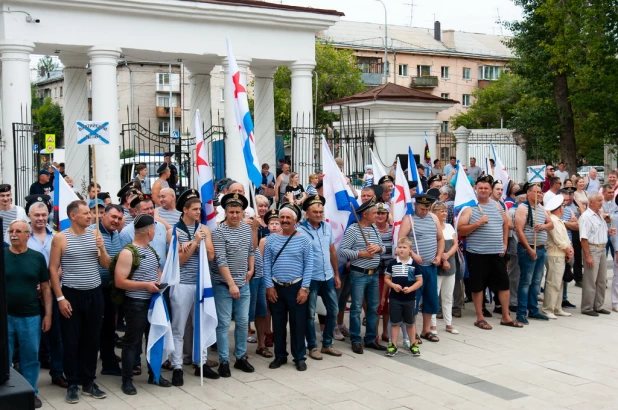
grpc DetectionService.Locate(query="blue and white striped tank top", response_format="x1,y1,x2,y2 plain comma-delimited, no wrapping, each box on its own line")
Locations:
522,202,547,245
409,214,437,266
467,200,505,254
61,230,101,290
178,224,198,285
126,245,159,300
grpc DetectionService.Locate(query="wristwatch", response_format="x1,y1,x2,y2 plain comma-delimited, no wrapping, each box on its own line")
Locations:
301,286,310,294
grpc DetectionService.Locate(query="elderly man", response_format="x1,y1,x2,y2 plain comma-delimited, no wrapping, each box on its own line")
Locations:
264,204,314,371
0,184,27,239
49,200,110,403
6,219,52,409
399,194,445,339
115,214,171,395
30,170,53,195
26,196,68,389
339,197,386,354
586,167,601,194
169,190,217,386
155,187,181,228
299,195,342,360
458,175,521,329
211,193,256,376
151,163,171,206
580,192,614,316
515,182,554,324
542,195,574,319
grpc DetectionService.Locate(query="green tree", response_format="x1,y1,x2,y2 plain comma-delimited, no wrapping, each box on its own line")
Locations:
37,55,58,78
274,41,365,130
33,98,64,147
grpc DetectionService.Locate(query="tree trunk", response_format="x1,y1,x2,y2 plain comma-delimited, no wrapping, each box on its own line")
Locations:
553,73,577,175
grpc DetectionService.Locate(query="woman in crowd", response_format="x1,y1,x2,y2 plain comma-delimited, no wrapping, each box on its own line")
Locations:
285,172,307,205
574,176,588,213
306,174,319,196
375,203,395,342
430,201,459,335
491,180,506,210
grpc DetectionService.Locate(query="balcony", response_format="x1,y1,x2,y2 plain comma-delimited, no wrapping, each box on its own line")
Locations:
410,76,438,88
156,106,181,118
156,83,180,93
357,62,384,86
478,79,493,89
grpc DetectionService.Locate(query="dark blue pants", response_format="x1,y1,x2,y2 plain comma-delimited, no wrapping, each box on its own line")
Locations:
270,282,307,363
39,297,64,380
120,297,152,382
100,287,120,371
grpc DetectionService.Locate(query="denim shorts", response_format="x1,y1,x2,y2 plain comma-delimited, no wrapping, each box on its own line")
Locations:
249,276,267,322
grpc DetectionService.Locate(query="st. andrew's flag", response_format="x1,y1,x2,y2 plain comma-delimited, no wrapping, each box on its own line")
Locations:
408,146,424,194
194,109,217,230
193,240,217,367
392,157,414,255
53,167,79,231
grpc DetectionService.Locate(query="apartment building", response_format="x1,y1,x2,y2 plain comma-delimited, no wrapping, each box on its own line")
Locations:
320,20,512,132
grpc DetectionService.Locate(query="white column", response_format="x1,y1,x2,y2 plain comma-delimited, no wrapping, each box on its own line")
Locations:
87,45,121,197
253,67,277,171
186,62,214,188
223,56,252,193
0,40,34,192
290,61,315,129
60,54,89,196
453,126,470,165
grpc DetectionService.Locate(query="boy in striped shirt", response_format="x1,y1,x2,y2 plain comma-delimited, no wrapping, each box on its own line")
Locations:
384,237,423,357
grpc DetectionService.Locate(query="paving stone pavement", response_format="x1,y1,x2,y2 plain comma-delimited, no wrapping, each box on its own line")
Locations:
34,268,618,409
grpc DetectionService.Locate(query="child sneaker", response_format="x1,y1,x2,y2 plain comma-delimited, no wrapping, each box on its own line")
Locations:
385,342,398,357
410,344,421,357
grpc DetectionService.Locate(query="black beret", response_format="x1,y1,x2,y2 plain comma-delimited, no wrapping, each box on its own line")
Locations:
117,181,140,199
413,194,437,206
302,195,325,211
264,209,280,225
97,192,111,201
378,175,394,185
0,184,11,192
133,214,154,229
427,174,442,186
130,192,152,209
357,196,377,214
25,194,51,214
221,193,248,210
476,174,494,185
407,180,418,189
176,189,200,212
157,163,169,174
426,188,441,199
280,202,302,222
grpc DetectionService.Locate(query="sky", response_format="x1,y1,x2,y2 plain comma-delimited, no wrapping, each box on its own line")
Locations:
281,0,523,35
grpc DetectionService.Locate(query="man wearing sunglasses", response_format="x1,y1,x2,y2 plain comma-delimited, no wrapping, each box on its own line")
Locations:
542,165,556,193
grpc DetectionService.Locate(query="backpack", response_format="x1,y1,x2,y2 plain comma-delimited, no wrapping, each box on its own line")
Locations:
109,244,159,305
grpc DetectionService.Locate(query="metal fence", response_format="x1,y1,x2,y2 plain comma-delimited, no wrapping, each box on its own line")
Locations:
468,132,522,179
13,121,40,207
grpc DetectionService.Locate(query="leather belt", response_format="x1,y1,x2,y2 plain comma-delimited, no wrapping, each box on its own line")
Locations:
535,245,545,250
351,266,376,275
273,277,302,287
589,243,607,248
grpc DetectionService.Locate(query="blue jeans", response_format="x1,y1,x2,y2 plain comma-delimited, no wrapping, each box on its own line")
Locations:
306,278,339,350
249,276,267,322
8,315,41,395
213,282,250,363
349,271,379,344
517,245,547,317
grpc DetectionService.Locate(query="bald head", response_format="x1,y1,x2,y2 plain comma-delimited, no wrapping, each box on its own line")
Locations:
159,187,177,210
228,183,245,195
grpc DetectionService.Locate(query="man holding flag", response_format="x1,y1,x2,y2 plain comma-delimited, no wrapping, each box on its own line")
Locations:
211,192,256,377
169,190,218,386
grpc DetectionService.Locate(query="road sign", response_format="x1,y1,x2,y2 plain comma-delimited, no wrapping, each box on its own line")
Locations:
45,134,55,152
76,121,110,145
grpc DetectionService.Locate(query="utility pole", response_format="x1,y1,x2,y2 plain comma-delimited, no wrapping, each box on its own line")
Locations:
376,0,388,84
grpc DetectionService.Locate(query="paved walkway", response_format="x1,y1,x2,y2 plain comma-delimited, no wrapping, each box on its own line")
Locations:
36,272,618,410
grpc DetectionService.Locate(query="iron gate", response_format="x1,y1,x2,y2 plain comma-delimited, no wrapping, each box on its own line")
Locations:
13,122,40,206
436,132,456,162
468,132,521,179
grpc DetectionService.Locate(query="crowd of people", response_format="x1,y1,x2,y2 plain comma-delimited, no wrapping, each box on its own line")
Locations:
1,153,617,408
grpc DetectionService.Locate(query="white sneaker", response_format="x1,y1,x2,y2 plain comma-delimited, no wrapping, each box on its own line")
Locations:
333,326,345,341
403,339,411,349
555,310,571,317
545,312,558,319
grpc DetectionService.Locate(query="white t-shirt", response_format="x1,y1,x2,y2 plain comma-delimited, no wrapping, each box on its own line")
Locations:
555,170,569,184
442,223,456,240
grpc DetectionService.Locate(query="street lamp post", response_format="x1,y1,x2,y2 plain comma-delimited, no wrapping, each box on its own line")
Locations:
376,0,388,84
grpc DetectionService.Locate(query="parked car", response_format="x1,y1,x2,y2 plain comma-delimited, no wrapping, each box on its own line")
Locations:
577,165,604,183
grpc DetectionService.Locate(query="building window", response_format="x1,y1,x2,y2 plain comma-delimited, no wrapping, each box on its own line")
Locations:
479,65,502,80
159,121,170,134
441,66,449,79
417,65,431,77
441,93,450,99
158,73,170,86
60,87,63,97
462,94,471,107
157,96,170,107
441,121,449,133
398,64,408,77
463,67,471,80
220,88,225,101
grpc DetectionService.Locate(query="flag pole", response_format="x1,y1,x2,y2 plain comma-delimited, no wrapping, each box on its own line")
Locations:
533,196,537,251
92,145,100,256
408,215,420,255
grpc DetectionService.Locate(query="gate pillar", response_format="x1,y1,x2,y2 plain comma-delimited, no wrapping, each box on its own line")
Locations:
0,40,35,189
454,126,471,166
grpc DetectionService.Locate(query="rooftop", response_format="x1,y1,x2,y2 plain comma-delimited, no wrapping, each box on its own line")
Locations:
320,20,512,59
322,82,459,106
179,0,344,16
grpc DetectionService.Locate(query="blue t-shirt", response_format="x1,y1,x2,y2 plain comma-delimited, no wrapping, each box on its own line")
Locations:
386,258,422,302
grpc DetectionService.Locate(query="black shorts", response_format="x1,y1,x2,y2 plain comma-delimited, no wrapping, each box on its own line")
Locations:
389,298,415,326
466,251,510,293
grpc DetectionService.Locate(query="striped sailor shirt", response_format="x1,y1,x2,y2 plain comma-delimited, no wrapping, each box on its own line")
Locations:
466,200,505,255
177,223,199,285
339,223,385,270
126,245,160,300
408,214,438,266
263,233,313,288
211,222,254,287
157,207,181,228
60,229,101,290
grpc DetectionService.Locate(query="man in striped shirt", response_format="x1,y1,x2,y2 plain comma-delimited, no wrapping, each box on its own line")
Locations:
339,196,387,354
0,184,27,241
264,204,314,371
299,195,342,360
211,193,256,376
154,188,181,229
